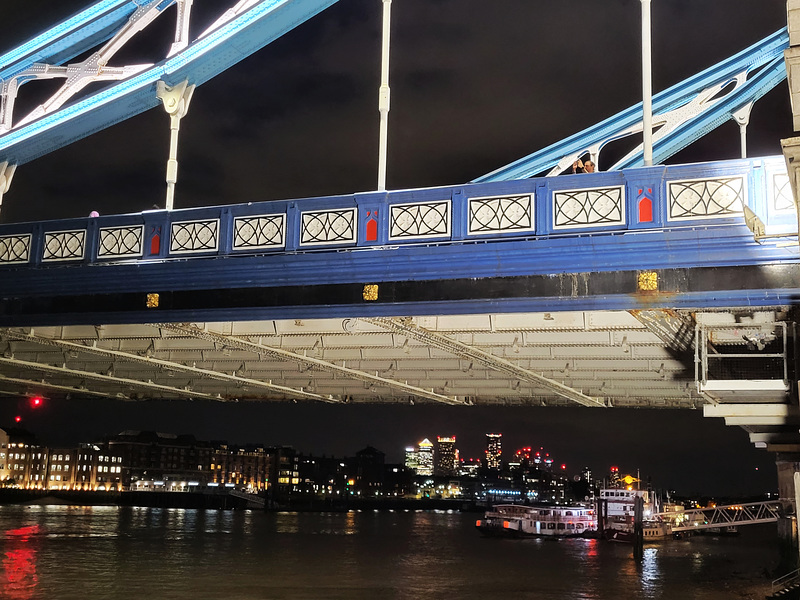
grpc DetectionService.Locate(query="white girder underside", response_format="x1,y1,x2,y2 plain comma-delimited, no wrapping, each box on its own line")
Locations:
0,309,775,408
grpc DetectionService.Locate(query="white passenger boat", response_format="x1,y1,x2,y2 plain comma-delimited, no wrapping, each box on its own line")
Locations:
476,504,597,538
599,487,672,542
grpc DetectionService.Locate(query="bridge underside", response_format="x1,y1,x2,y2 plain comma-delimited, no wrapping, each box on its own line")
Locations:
0,306,786,410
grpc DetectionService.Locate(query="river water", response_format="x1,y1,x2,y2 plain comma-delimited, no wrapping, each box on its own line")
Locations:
0,505,783,599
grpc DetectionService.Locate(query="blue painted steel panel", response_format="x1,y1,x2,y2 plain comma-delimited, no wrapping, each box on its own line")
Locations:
0,157,797,326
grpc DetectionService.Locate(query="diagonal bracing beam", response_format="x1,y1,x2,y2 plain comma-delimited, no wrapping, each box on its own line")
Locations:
361,317,606,408
629,309,695,353
0,373,130,400
0,354,221,401
475,30,788,180
157,322,466,405
0,327,337,403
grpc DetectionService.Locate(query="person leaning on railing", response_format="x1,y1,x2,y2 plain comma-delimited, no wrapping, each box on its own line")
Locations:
569,159,596,174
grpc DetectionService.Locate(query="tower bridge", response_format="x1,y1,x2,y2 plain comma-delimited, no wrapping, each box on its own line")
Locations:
2,0,800,501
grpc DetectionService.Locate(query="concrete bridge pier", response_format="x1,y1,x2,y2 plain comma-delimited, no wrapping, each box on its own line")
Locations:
776,455,800,570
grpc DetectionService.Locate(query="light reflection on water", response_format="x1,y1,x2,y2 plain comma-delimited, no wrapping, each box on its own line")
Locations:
0,506,780,600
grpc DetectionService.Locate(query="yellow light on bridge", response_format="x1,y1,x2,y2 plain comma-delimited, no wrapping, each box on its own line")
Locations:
637,271,658,292
362,284,379,301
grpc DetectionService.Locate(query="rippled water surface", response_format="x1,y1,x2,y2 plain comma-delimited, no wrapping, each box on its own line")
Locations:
0,505,782,599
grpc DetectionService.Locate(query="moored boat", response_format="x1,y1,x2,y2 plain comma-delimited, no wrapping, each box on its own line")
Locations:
599,486,672,542
476,503,597,538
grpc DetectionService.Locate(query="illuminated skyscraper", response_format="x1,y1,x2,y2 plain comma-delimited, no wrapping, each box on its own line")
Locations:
404,446,418,473
485,433,502,470
582,466,592,485
417,438,434,476
609,466,620,487
435,436,457,476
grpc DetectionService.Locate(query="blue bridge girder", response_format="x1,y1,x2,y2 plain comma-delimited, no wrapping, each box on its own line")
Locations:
0,156,796,327
0,0,341,166
475,29,790,181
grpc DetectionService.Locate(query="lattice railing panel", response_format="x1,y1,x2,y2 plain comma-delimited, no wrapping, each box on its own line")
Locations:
468,194,533,235
170,219,219,254
43,230,85,261
0,234,31,263
98,225,143,258
771,172,794,213
300,208,356,246
233,214,285,250
389,201,450,240
553,186,624,229
668,176,745,221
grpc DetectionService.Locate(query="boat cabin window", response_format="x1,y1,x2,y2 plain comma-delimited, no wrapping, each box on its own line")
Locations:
565,511,573,516
567,523,575,529
547,523,556,529
557,523,566,529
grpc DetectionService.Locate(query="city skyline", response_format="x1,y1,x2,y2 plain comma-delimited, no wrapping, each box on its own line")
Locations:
1,397,775,497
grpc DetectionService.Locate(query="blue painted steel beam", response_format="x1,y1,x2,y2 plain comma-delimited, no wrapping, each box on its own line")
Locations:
0,0,340,166
615,56,788,170
475,29,790,182
0,157,797,326
0,0,136,80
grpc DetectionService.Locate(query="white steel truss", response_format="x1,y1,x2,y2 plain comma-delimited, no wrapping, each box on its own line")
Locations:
0,327,338,403
361,317,606,408
155,322,466,405
658,500,783,532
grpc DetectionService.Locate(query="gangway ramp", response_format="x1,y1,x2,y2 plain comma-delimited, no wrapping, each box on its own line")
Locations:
656,500,782,533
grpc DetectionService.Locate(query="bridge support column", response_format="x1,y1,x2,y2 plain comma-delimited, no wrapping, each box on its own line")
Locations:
776,454,800,570
0,161,15,215
156,79,195,211
732,102,753,159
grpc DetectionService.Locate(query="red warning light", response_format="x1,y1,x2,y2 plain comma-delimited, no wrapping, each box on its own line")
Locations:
30,396,42,408
15,416,21,423
561,464,567,470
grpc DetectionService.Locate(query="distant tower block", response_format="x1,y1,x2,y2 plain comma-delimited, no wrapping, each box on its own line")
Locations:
416,438,433,476
485,433,502,471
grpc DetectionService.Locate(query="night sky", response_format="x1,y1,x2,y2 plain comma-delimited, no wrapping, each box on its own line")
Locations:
0,0,793,496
